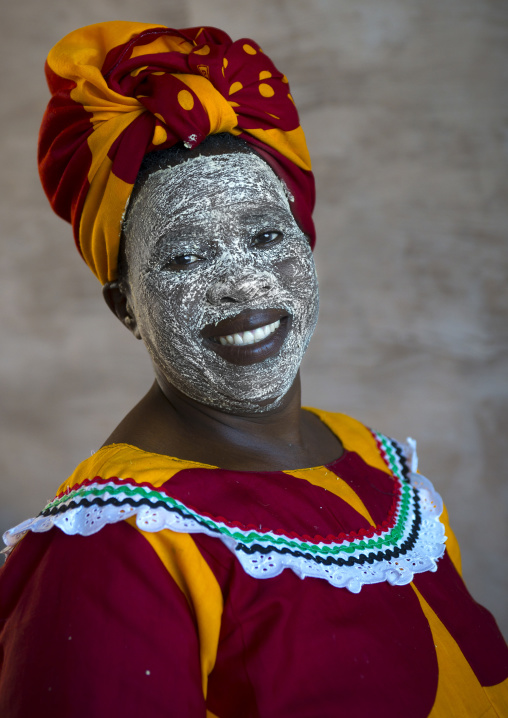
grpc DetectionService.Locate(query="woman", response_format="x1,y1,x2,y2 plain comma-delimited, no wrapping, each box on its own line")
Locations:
1,21,507,718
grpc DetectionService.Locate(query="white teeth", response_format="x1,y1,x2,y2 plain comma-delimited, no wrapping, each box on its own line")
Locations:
216,319,282,347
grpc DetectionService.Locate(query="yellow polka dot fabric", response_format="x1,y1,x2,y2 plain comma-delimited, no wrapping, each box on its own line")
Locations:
177,90,195,110
259,83,275,97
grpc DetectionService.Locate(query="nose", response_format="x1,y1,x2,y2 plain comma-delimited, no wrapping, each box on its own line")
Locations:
206,270,276,305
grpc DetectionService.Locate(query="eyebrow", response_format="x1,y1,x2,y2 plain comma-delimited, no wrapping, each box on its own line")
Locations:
238,205,293,223
153,231,205,254
153,203,293,251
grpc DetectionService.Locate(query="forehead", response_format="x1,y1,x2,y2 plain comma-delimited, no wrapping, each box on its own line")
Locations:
126,152,291,235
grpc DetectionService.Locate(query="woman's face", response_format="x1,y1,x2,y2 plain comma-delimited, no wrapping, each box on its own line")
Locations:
123,152,319,414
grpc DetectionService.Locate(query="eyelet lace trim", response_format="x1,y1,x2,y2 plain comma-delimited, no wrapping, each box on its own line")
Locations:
2,433,446,592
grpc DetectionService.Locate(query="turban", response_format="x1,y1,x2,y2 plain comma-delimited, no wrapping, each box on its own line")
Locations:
38,22,315,284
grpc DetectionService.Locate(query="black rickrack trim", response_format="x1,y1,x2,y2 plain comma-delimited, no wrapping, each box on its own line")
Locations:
39,496,224,536
38,485,419,560
235,487,422,567
391,439,411,483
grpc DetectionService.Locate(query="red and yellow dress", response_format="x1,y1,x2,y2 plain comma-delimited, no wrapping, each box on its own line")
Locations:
1,410,507,717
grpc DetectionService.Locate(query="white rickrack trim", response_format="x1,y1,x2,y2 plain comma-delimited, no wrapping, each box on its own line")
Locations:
2,471,446,593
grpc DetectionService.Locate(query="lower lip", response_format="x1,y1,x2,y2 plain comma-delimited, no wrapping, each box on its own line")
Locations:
204,316,291,366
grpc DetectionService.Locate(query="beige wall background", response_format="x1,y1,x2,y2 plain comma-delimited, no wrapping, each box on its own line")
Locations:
1,1,507,637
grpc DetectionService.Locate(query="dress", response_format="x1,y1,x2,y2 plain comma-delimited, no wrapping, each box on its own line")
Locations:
1,410,507,717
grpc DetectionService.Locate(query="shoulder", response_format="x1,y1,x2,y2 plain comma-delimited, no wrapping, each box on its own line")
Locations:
2,443,214,553
305,407,415,475
309,407,466,575
59,442,207,493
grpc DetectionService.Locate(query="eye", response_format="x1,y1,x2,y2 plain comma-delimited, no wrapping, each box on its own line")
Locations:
165,253,203,270
251,230,283,248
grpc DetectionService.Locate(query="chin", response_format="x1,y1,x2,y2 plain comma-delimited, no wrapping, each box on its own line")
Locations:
175,363,298,414
203,388,290,415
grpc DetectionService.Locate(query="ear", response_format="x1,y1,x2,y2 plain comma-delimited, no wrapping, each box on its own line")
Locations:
102,281,142,340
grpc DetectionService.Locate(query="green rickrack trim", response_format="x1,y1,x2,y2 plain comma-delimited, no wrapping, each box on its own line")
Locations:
45,476,414,557
375,433,405,481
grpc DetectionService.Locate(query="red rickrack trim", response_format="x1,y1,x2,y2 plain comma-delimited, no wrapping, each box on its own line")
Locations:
53,471,404,547
369,428,408,483
370,429,389,468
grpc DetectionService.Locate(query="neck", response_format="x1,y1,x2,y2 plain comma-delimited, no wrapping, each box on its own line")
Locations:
104,374,343,471
154,372,306,464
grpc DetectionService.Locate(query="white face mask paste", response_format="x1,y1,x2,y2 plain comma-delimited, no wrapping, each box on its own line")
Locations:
123,152,319,414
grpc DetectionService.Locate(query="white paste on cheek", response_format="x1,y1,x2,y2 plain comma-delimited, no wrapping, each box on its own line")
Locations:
123,153,319,414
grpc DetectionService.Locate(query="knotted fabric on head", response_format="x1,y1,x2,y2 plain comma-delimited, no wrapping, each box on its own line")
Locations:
38,21,315,283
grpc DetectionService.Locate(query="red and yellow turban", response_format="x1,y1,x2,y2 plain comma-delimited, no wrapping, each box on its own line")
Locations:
38,22,315,283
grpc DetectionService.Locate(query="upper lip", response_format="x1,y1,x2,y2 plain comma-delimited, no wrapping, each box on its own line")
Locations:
201,308,289,341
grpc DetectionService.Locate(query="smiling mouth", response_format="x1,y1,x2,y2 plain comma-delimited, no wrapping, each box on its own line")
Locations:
216,319,281,346
201,309,291,365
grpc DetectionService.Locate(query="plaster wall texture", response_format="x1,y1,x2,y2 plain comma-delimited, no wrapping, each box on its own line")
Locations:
1,0,507,637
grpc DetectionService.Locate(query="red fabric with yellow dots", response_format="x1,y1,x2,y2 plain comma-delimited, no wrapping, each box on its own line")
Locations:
38,22,315,283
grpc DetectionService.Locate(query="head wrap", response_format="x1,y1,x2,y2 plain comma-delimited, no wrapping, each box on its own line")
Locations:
38,22,315,283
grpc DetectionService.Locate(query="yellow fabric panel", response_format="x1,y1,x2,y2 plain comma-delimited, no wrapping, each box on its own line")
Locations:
206,711,221,718
178,74,239,135
247,127,312,171
79,155,134,283
129,35,194,59
411,585,501,717
285,467,375,526
126,517,223,700
439,503,462,576
87,105,144,131
56,443,216,495
47,22,164,81
80,107,145,282
68,74,140,118
484,677,508,716
304,408,391,475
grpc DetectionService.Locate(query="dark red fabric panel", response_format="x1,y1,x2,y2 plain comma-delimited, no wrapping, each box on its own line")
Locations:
241,135,316,245
100,27,176,81
107,111,157,184
100,27,230,87
37,75,93,259
413,553,508,687
38,65,94,226
328,451,398,526
194,533,438,718
161,458,380,541
0,525,206,718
